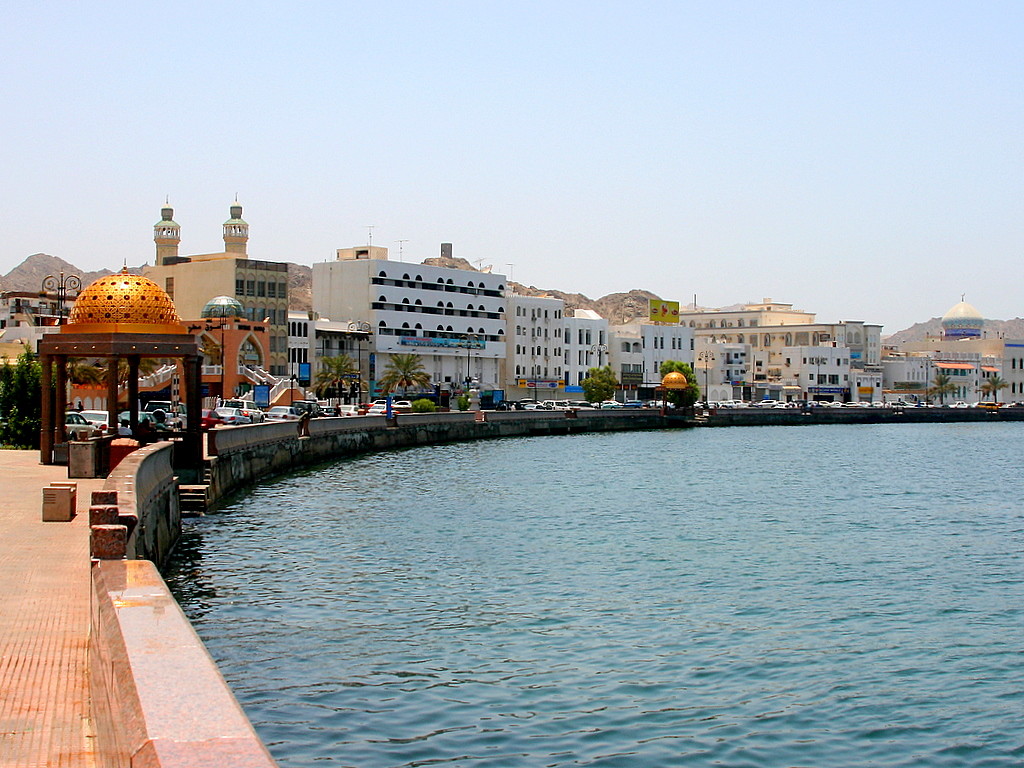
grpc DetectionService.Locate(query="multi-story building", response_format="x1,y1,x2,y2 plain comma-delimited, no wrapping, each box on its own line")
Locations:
286,311,372,402
0,291,68,350
607,322,695,399
562,309,609,392
143,203,290,375
506,294,566,399
313,244,507,399
686,298,882,402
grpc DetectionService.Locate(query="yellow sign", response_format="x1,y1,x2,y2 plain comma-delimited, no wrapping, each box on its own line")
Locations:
649,299,680,324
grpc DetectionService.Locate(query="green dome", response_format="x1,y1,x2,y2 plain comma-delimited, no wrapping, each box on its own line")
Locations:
201,296,245,318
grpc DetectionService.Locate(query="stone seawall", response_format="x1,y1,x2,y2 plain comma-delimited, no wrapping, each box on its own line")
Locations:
206,409,668,506
701,406,1024,427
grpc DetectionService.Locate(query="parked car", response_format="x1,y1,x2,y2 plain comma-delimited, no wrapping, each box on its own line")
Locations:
266,405,302,421
65,411,101,440
335,404,361,416
221,399,266,423
143,400,187,429
213,407,252,425
79,409,114,433
290,400,324,418
199,409,225,430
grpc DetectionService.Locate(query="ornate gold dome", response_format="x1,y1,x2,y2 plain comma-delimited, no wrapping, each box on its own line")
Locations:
661,371,689,389
63,268,187,335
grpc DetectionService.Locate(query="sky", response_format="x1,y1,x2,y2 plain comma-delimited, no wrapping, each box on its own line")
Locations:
2,1,1022,332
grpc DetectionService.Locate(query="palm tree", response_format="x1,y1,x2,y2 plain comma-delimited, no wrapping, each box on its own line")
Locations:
927,372,957,405
314,354,362,400
66,357,104,387
979,374,1008,403
378,353,431,397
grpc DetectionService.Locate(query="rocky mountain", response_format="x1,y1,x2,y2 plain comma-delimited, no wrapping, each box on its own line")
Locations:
883,317,1024,346
1,253,124,295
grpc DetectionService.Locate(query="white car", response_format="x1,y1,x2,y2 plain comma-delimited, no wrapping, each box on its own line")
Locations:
266,405,301,421
213,407,252,425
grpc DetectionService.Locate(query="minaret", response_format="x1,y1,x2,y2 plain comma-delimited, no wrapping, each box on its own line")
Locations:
223,200,249,255
154,203,181,265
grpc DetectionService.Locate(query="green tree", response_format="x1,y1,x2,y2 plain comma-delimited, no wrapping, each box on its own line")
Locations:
979,374,1008,403
314,354,362,399
659,360,701,410
927,372,957,405
378,353,431,397
581,365,618,403
411,398,437,413
0,348,43,449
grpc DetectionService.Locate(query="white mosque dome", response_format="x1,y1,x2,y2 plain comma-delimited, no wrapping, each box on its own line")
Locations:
941,299,983,339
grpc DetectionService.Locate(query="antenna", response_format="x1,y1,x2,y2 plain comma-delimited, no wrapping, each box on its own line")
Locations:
367,225,375,246
396,239,408,262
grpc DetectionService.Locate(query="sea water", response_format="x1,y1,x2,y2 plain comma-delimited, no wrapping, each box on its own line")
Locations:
166,423,1024,767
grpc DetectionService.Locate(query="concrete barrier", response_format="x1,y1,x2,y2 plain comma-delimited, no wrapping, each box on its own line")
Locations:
90,559,278,768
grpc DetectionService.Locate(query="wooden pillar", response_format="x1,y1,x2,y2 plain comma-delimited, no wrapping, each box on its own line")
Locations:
39,353,53,465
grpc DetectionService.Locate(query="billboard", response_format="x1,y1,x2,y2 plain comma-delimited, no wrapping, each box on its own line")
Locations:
649,299,680,324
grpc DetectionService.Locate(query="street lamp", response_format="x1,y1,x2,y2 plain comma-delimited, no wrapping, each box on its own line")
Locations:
590,343,608,366
348,321,371,404
462,333,481,392
697,350,714,405
808,355,827,402
40,271,82,324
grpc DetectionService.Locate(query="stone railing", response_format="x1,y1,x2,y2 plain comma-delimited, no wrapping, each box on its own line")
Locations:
90,559,277,767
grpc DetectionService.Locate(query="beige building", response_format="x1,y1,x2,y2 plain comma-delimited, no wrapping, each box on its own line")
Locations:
143,203,290,375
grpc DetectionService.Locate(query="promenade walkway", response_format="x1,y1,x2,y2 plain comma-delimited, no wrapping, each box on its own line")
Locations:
0,450,106,767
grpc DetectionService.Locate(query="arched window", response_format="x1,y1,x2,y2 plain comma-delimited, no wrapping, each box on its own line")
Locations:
378,295,387,302
378,271,387,278
401,322,410,329
415,323,422,330
468,280,475,287
763,334,772,346
402,298,410,304
402,273,410,280
415,299,422,305
446,325,453,331
785,333,792,346
446,302,453,308
621,342,630,352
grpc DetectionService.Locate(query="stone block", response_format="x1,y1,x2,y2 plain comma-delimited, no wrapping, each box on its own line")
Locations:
90,504,121,527
92,489,119,506
92,524,127,559
42,485,75,522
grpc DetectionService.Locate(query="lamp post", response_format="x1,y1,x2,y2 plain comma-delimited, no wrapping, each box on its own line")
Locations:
590,343,608,367
808,355,827,402
697,350,714,405
40,271,82,324
348,321,371,404
462,333,480,392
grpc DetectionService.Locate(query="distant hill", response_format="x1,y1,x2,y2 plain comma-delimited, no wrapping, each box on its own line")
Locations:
884,317,1024,346
6,253,1019,338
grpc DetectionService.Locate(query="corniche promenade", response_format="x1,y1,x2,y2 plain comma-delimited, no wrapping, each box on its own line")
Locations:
2,405,1022,766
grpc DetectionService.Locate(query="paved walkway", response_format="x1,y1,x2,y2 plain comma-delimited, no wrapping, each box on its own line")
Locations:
0,450,106,767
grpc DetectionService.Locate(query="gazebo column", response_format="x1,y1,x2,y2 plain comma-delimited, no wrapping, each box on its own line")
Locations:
39,353,54,465
107,358,123,433
182,353,203,472
126,356,140,425
54,354,68,452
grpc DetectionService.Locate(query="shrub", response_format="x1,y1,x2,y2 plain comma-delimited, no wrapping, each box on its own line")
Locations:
411,398,437,413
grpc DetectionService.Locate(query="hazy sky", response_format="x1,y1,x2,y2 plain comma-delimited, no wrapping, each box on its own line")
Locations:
3,1,1022,332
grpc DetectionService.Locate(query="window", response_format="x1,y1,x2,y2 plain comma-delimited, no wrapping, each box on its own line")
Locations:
257,281,266,297
235,279,245,296
246,280,255,296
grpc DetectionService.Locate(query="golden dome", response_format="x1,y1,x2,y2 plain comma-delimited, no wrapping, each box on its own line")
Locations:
63,268,187,335
661,371,689,389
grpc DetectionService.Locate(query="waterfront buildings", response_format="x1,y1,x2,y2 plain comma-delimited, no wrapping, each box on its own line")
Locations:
884,299,1021,404
312,244,507,400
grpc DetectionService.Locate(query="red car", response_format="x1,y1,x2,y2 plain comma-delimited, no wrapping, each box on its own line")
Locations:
199,409,225,430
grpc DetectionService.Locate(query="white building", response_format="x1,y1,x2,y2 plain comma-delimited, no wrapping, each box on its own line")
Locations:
312,245,507,399
562,309,609,393
506,294,567,399
286,311,372,402
607,322,694,398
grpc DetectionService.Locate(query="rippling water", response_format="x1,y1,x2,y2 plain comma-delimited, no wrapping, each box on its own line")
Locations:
166,423,1024,767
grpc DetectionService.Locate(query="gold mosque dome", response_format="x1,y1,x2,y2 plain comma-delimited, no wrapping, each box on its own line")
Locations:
63,267,187,335
661,371,689,389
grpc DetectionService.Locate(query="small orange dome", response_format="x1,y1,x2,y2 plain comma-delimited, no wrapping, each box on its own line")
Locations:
63,268,186,334
661,371,689,389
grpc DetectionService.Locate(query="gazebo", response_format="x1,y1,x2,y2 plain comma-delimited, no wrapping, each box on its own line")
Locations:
37,268,202,472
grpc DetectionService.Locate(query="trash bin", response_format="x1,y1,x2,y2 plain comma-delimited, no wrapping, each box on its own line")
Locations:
68,439,102,478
